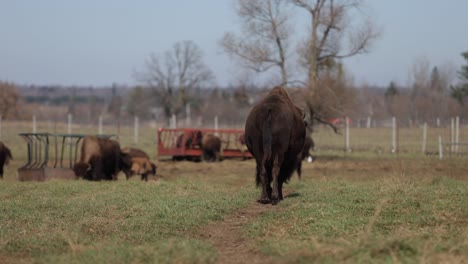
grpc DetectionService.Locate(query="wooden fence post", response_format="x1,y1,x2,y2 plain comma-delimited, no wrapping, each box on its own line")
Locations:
134,116,139,144
392,117,398,153
68,113,72,135
171,114,177,129
345,117,350,152
438,136,443,160
98,115,103,135
422,122,427,154
450,117,455,153
33,115,37,133
186,104,191,127
67,114,72,143
214,116,219,136
455,116,459,153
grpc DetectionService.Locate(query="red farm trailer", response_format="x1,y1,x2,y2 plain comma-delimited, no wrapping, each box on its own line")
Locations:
157,128,252,160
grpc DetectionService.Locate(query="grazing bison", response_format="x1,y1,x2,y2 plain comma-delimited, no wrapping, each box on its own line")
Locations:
0,142,13,179
73,136,121,181
128,157,155,181
176,130,203,149
120,147,157,181
296,134,315,180
174,130,203,161
245,86,306,205
202,134,222,162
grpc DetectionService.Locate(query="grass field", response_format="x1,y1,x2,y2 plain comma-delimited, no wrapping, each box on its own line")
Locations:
0,121,467,263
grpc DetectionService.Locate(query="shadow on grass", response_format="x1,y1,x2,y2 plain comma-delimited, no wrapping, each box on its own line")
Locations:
285,192,301,199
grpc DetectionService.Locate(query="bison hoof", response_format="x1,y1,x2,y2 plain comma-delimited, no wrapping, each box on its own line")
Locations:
271,198,279,205
257,198,270,204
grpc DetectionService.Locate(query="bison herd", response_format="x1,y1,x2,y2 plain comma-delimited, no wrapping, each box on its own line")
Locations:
71,136,157,181
175,130,222,162
0,86,315,205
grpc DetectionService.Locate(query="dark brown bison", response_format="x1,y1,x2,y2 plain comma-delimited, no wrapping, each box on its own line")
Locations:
174,130,203,161
296,134,314,179
0,142,13,179
120,147,157,181
73,136,121,181
176,130,203,149
245,86,306,205
202,134,222,162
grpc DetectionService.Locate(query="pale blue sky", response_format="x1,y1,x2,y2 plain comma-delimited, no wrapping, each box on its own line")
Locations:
0,0,467,87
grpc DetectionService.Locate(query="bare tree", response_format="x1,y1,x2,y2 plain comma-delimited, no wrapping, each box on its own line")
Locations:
137,40,214,119
0,81,19,119
220,0,293,86
220,0,378,126
291,0,379,114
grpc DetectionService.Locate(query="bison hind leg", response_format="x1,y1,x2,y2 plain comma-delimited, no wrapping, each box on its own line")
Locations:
257,197,271,204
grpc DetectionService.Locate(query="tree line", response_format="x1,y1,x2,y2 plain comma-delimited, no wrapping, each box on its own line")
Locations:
1,0,467,126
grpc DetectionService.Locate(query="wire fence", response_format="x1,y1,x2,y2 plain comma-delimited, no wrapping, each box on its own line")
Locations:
313,117,468,158
0,115,467,161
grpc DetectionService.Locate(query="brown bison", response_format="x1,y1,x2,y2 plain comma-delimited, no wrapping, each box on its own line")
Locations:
0,142,13,179
245,86,306,205
202,134,222,162
129,157,155,181
174,130,203,161
120,147,157,181
176,130,203,149
296,134,315,179
73,136,121,181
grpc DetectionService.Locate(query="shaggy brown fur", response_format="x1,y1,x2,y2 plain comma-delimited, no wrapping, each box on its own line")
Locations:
129,157,155,181
73,136,121,181
245,86,306,205
202,134,222,162
120,147,157,181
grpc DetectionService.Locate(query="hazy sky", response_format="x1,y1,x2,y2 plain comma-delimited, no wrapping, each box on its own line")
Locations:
0,0,467,87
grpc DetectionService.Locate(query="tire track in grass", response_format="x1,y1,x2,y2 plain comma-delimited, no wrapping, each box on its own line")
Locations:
199,202,273,264
199,200,282,264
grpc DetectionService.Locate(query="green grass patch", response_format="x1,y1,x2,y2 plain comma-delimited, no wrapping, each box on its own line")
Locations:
0,178,257,263
244,170,468,263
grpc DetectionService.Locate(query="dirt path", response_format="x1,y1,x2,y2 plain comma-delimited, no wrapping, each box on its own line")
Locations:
199,201,278,264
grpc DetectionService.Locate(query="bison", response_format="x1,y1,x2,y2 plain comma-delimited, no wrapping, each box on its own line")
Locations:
129,157,155,181
202,134,222,162
0,142,12,179
174,130,203,161
73,136,121,181
176,130,203,149
245,86,306,205
120,147,157,181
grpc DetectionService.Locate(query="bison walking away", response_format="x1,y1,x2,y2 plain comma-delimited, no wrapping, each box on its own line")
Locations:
0,142,13,179
202,134,222,162
73,136,121,181
120,147,157,181
245,86,306,205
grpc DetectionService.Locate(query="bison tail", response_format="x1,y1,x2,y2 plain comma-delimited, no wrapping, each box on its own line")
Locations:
262,108,272,161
